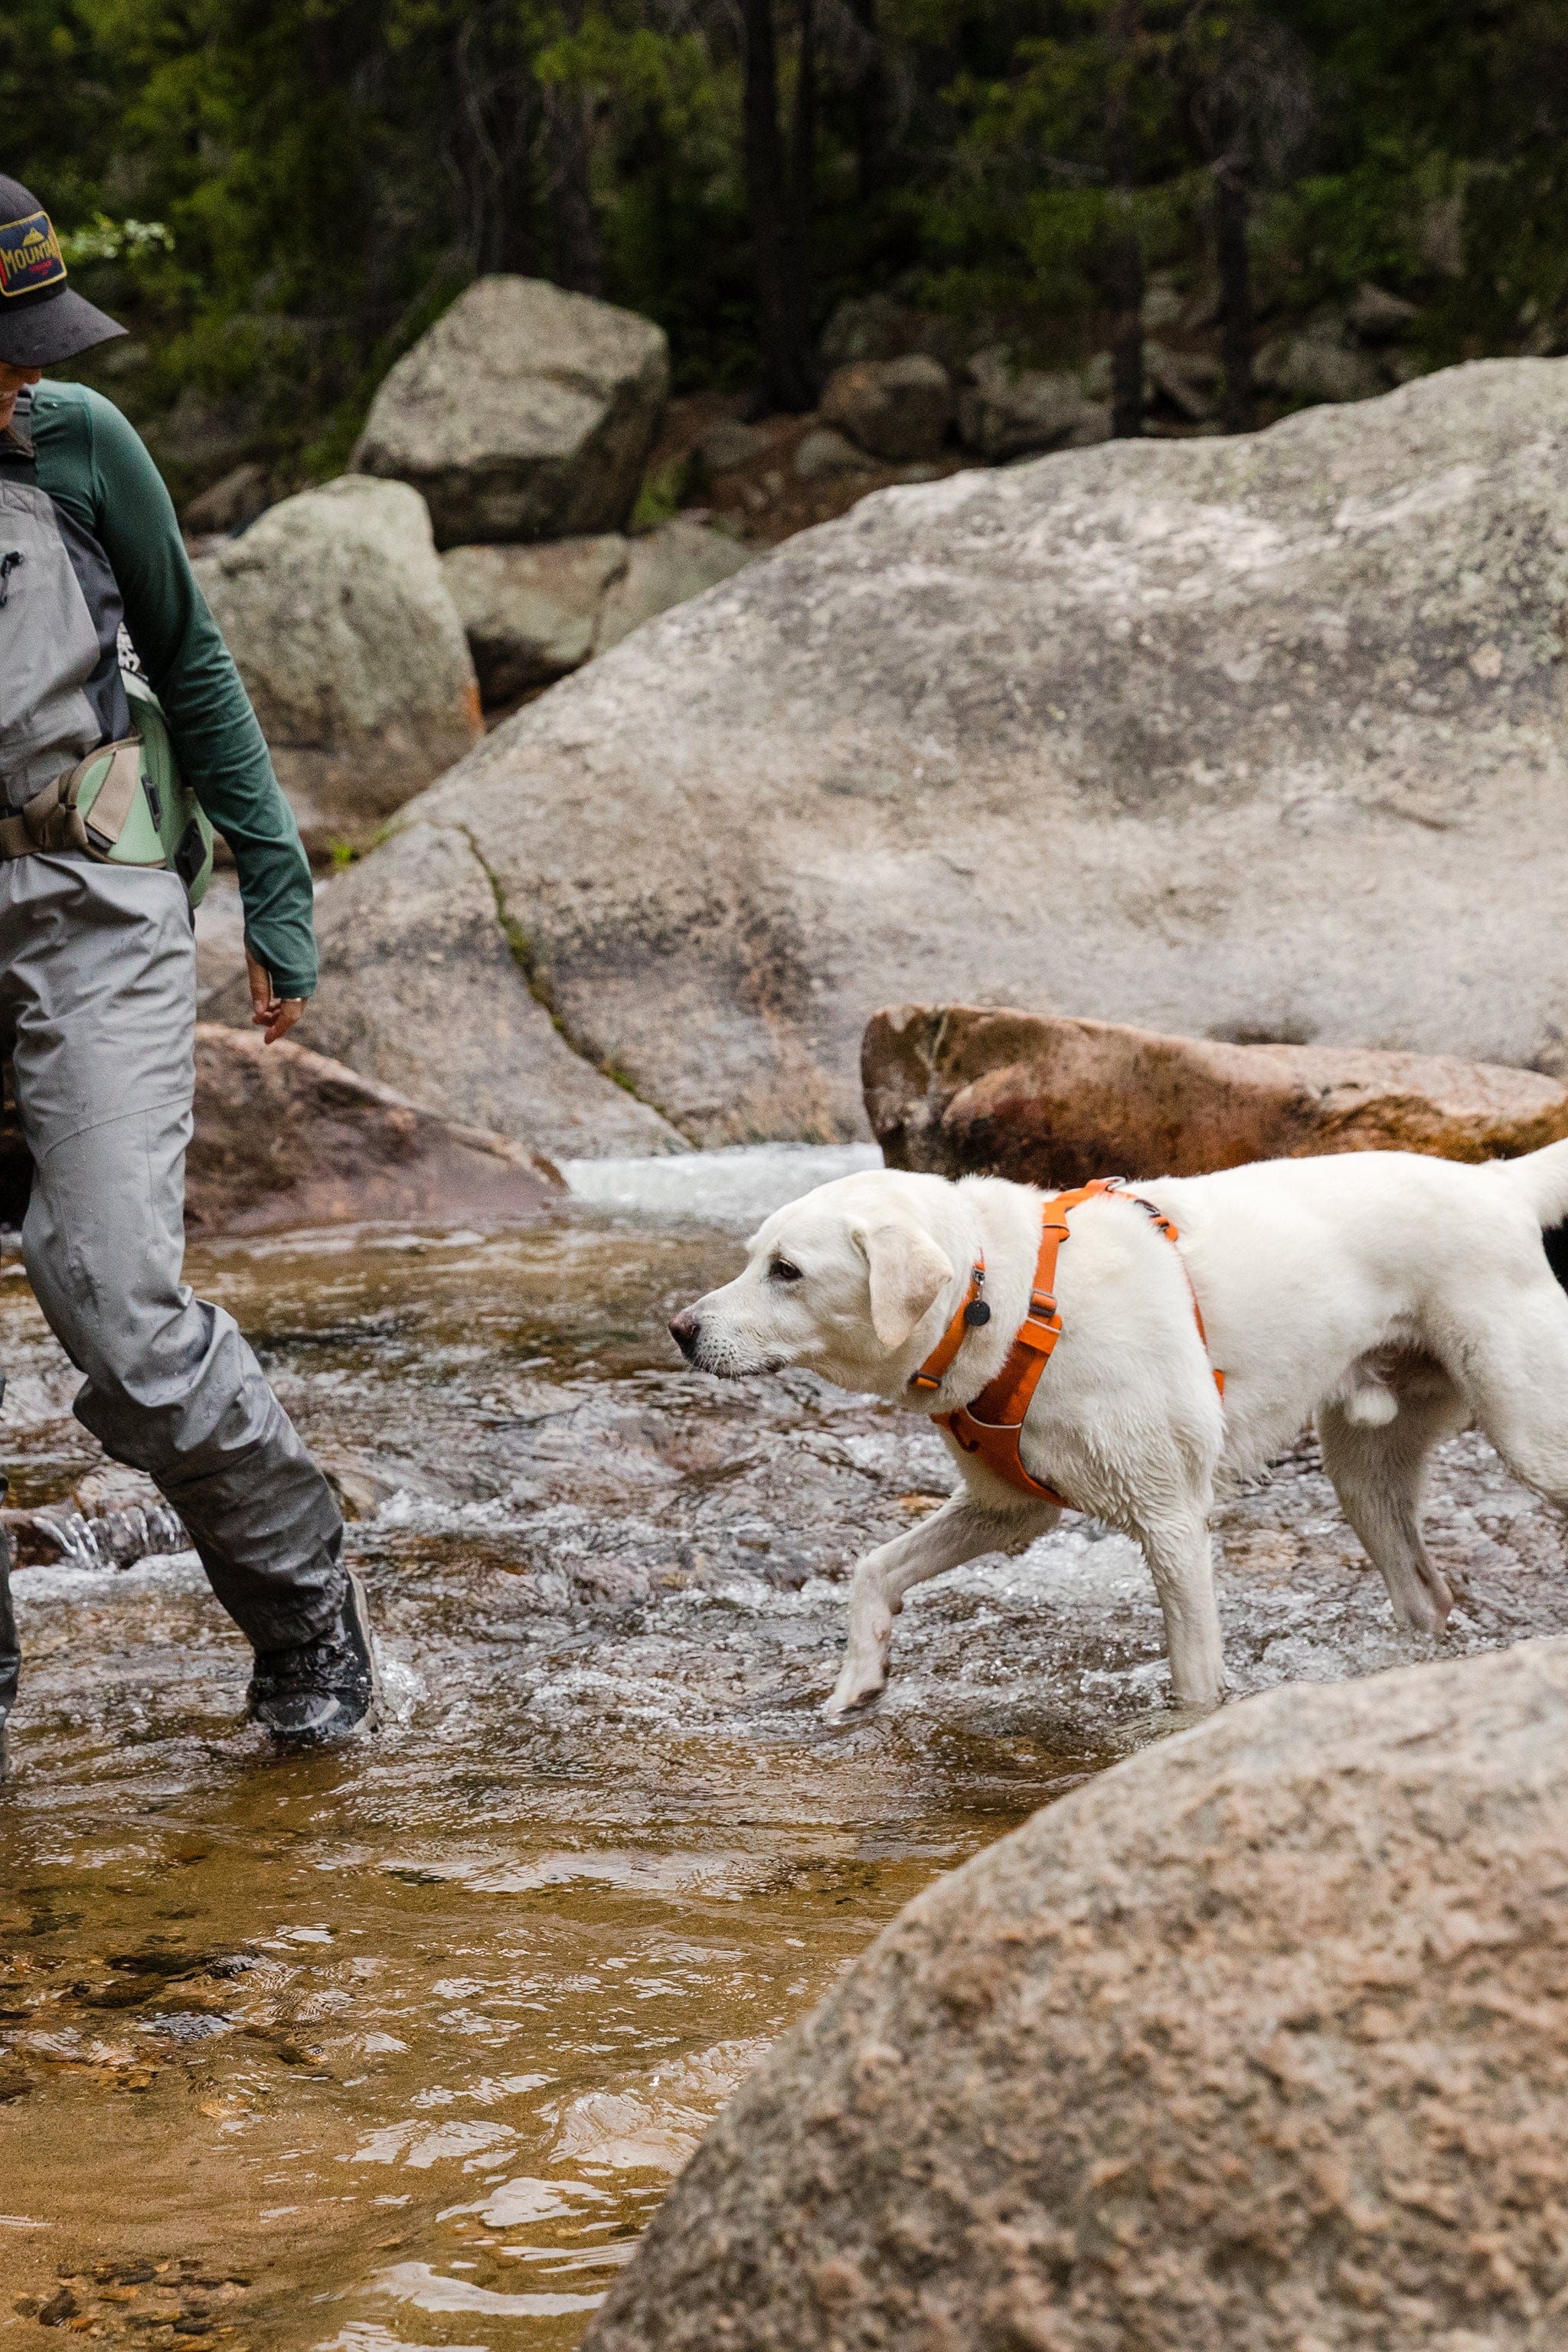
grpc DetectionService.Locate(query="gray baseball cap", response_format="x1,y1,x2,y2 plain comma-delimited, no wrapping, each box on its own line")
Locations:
0,175,127,367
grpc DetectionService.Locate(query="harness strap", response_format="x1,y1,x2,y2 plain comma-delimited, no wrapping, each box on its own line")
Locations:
1111,1185,1225,1399
910,1178,1223,1508
0,740,142,863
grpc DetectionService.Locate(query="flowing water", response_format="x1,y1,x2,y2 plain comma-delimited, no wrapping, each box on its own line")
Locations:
4,1145,1568,2351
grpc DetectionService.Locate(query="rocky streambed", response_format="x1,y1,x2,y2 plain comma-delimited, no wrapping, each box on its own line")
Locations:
2,1146,1567,2351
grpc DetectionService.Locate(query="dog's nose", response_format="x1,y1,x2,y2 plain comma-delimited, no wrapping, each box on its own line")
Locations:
668,1309,701,1360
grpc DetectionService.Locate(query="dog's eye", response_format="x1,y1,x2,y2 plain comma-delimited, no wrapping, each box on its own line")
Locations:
769,1258,803,1284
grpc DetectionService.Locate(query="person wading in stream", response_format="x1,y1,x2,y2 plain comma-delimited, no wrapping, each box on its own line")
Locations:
0,175,378,1777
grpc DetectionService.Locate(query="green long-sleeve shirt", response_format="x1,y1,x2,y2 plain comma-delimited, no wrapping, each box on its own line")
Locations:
28,382,317,998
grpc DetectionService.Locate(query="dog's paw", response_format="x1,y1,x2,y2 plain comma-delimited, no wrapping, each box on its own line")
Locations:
822,1673,886,1723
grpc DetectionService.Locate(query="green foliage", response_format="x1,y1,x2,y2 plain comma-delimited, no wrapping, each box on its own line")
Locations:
630,451,695,530
3,0,1564,491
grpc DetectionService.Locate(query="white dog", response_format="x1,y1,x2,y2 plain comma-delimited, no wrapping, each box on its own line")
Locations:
668,1145,1568,1718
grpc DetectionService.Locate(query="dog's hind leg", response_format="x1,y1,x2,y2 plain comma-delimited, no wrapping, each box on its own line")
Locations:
1130,1502,1227,1710
1318,1364,1467,1635
1445,1273,1568,1514
824,1494,1053,1720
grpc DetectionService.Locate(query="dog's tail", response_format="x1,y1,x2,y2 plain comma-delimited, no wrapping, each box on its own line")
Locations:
1502,1135,1568,1227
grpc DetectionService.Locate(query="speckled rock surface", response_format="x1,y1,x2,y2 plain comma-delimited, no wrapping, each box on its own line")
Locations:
594,518,756,655
185,1023,561,1229
207,816,686,1158
309,358,1568,1145
587,1636,1568,2352
442,534,629,700
866,1003,1568,1184
352,275,668,546
193,474,481,849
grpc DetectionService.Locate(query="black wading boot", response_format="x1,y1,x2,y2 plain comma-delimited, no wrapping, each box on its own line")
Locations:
246,1570,381,1746
0,1492,18,1786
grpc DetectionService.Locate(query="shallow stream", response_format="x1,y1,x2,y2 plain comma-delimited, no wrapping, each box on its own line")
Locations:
3,1145,1567,2350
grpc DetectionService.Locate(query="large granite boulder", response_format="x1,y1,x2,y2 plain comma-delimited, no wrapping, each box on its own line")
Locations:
586,1638,1568,2351
593,518,756,655
194,475,481,853
442,521,756,702
866,1003,1568,1184
442,535,629,701
352,276,669,547
286,359,1568,1146
207,819,686,1160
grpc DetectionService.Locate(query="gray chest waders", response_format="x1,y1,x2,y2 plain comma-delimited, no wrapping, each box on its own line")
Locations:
0,673,214,902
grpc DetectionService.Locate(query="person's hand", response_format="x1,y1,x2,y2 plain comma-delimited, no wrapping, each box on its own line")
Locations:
246,949,305,1045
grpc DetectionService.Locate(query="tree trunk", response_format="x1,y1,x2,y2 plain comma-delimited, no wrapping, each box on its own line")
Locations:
450,12,537,278
547,83,601,295
1214,162,1255,433
740,0,816,410
845,0,894,201
544,0,600,296
1103,201,1145,438
1102,0,1143,439
787,0,817,355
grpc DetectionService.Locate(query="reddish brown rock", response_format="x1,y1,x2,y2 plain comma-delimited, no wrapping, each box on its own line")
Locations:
586,1638,1568,2352
864,1001,1568,1185
0,1027,560,1240
184,1025,560,1231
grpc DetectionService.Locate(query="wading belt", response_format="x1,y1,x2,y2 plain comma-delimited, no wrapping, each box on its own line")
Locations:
908,1178,1224,1507
0,739,142,862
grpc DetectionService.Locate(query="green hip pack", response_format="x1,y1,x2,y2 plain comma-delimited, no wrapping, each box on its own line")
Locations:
0,671,214,904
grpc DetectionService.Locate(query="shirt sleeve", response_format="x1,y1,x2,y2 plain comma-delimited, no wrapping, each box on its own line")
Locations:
80,391,318,1000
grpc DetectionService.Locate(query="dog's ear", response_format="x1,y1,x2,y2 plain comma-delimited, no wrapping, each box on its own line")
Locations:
855,1218,953,1352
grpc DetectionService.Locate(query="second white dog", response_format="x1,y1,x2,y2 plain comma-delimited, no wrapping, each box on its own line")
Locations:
668,1145,1568,1717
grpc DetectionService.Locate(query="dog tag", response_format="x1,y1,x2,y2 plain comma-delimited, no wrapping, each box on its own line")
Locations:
964,1299,991,1327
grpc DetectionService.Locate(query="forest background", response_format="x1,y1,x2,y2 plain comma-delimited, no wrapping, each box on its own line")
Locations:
3,0,1566,501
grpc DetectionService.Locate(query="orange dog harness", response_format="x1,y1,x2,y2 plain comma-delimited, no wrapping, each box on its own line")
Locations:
908,1179,1223,1507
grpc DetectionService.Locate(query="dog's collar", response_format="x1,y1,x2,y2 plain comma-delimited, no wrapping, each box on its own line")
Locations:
907,1259,991,1394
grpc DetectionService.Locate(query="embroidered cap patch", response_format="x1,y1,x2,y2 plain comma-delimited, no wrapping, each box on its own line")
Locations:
0,211,67,300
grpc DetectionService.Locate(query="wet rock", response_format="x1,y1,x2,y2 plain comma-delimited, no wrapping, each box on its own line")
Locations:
211,819,687,1160
957,349,1109,458
818,357,955,464
595,521,756,656
193,476,482,852
38,2288,79,2327
586,1638,1568,2352
183,1023,564,1230
442,535,629,701
241,358,1568,1145
318,1452,403,1521
2,1464,189,1573
353,276,669,547
792,427,876,482
864,1002,1568,1184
